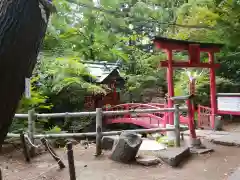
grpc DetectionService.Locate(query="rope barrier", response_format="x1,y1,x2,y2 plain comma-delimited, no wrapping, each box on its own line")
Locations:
46,141,61,159
2,137,91,180
2,134,87,180
22,144,76,180
24,135,42,149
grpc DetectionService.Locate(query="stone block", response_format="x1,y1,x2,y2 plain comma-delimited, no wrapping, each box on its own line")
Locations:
157,147,190,167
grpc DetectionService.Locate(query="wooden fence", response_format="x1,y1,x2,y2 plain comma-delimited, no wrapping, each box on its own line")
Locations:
7,104,187,154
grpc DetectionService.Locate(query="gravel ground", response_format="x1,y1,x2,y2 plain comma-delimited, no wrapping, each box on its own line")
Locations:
1,123,240,180
0,139,240,180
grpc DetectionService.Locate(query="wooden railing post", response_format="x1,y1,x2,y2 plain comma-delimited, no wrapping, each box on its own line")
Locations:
20,133,31,162
67,142,76,180
28,109,36,156
174,104,180,147
95,108,103,156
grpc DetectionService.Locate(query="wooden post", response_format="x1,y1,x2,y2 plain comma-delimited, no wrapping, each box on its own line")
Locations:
67,142,76,180
28,109,36,156
95,108,102,156
40,138,66,169
20,133,30,162
0,168,2,180
174,104,180,147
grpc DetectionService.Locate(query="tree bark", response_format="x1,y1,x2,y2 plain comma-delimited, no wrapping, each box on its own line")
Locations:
0,0,51,145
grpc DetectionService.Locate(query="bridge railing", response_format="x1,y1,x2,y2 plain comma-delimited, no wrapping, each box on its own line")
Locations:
8,105,187,155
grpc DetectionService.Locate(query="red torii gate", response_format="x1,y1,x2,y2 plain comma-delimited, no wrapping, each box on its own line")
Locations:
153,37,223,137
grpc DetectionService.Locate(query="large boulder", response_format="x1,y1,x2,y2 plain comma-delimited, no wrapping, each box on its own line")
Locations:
110,132,142,163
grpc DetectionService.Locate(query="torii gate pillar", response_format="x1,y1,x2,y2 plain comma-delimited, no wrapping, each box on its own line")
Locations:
166,49,174,125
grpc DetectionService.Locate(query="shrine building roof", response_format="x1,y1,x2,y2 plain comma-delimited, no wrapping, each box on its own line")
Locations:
81,61,123,83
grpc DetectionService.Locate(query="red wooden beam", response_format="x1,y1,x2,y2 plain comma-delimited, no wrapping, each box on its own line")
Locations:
153,37,223,52
189,44,200,64
154,41,221,53
160,61,220,68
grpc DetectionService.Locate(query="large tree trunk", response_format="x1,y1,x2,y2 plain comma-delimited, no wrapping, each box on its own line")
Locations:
0,0,51,145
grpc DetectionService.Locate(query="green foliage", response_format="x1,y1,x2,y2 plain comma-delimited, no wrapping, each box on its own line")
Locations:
17,77,52,113
45,126,62,134
13,0,240,133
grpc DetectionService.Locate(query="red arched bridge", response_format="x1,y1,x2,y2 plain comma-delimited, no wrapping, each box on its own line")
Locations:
103,103,189,129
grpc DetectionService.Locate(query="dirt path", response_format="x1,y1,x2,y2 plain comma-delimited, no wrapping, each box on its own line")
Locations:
0,139,240,180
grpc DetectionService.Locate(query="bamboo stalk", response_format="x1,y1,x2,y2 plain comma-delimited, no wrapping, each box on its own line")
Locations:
37,111,96,118
34,127,176,139
8,126,189,139
174,104,180,147
14,114,28,118
95,108,102,156
14,107,188,119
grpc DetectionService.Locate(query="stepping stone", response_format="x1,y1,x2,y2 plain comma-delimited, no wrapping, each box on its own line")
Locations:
228,167,240,180
190,147,214,154
157,147,190,167
139,139,166,151
211,134,240,147
136,156,161,166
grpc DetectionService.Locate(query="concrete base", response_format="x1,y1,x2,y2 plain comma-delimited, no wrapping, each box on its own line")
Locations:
157,147,190,167
189,138,205,148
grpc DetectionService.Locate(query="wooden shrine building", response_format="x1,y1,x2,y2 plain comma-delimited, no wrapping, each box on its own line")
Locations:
82,61,125,110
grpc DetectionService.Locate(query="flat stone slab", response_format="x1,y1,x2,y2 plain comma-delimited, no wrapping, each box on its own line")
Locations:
228,167,240,180
183,130,229,141
156,147,190,167
190,147,214,154
183,130,240,147
136,156,161,166
211,133,240,147
139,139,166,151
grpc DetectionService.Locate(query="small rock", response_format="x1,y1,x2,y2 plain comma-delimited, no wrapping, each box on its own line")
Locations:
136,156,161,166
66,139,79,145
80,140,89,149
